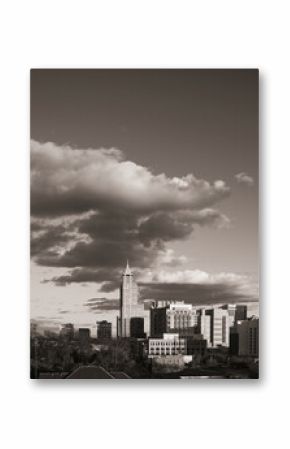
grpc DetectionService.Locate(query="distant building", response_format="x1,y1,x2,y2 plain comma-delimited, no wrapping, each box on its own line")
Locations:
230,317,259,357
97,320,112,339
130,317,145,338
206,308,229,347
235,305,248,322
78,328,90,350
148,333,186,357
60,323,74,340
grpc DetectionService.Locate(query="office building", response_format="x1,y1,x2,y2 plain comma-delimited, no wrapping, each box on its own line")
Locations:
148,333,186,357
206,308,230,347
230,317,259,357
150,301,198,336
167,301,199,329
197,309,211,346
130,317,145,338
97,320,112,339
150,305,168,337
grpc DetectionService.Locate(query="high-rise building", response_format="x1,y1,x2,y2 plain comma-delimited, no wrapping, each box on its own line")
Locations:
206,308,230,347
221,304,236,326
166,301,199,329
235,305,248,321
150,301,198,336
130,317,145,338
119,261,144,337
230,317,259,357
197,309,211,346
150,302,211,345
97,320,112,339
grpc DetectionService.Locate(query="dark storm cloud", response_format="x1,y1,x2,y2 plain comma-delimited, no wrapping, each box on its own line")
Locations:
34,206,228,284
44,268,120,287
139,209,229,245
84,297,119,312
31,223,72,256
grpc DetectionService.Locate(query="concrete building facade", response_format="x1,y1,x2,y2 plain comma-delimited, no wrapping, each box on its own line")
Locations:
206,308,230,347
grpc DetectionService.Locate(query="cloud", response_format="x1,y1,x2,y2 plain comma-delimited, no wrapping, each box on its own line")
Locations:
84,297,119,312
235,172,254,186
31,140,230,216
81,269,258,312
31,140,232,287
43,267,121,288
138,269,258,305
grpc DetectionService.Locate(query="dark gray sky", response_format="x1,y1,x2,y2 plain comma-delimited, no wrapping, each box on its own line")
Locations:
31,69,259,330
31,69,258,181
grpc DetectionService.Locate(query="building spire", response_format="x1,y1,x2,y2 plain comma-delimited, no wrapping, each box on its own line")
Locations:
123,259,132,276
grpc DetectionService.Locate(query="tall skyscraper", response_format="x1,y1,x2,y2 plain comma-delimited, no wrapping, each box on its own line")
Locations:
119,261,143,337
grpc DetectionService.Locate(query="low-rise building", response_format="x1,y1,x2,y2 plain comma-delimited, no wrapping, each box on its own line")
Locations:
148,333,186,357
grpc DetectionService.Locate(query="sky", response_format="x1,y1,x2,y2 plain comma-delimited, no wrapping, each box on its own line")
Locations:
30,69,259,335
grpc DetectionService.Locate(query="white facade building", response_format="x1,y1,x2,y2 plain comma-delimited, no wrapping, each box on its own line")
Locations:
148,333,187,357
206,308,230,347
167,301,199,330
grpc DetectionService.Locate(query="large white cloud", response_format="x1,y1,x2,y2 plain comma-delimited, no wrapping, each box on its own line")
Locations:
31,140,230,216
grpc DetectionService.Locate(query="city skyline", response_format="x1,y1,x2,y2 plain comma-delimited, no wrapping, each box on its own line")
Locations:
31,69,259,334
